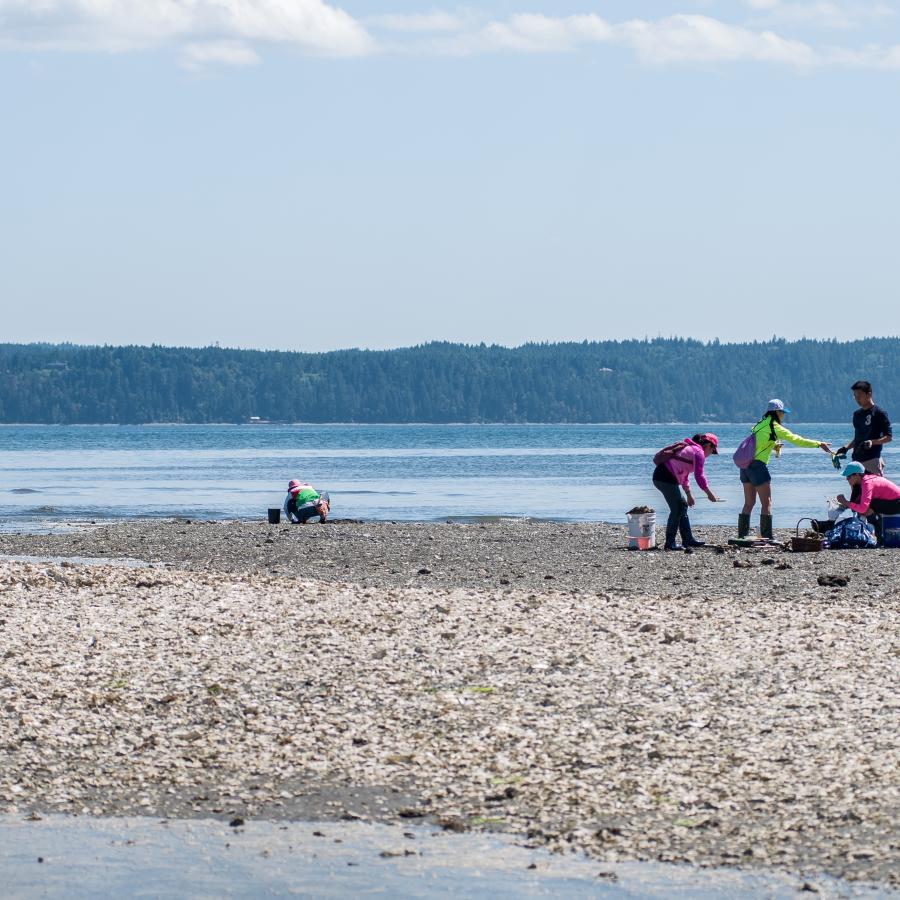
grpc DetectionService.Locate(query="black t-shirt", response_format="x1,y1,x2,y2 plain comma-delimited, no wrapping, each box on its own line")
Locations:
852,404,892,462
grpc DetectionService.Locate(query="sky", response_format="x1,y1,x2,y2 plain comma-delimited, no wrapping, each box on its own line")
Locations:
2,0,899,352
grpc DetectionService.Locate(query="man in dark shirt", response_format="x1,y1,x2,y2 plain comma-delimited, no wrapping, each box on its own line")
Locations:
836,380,892,474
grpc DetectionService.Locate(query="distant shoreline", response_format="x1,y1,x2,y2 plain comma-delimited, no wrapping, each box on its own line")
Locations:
3,339,895,424
0,420,857,427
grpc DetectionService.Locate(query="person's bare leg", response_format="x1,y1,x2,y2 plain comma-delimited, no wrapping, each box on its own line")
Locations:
758,482,773,538
738,483,755,537
741,483,756,515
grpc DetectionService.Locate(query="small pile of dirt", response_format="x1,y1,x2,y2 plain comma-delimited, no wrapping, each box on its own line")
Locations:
818,574,849,587
626,506,654,515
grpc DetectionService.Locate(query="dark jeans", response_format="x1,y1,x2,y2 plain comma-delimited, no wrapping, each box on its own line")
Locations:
866,498,900,543
653,479,686,530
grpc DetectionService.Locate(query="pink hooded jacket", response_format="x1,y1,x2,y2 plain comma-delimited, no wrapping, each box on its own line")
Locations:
847,474,900,514
663,438,710,492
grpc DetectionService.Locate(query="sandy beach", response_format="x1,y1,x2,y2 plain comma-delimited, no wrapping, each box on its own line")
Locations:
0,519,898,888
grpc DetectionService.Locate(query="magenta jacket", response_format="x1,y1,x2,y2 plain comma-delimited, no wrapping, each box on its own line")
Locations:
664,438,710,492
847,474,900,514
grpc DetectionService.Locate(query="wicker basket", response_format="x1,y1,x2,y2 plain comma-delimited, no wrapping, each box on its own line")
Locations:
791,518,824,552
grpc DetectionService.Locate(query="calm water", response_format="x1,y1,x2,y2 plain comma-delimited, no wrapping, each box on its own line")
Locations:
0,423,875,530
1,814,881,899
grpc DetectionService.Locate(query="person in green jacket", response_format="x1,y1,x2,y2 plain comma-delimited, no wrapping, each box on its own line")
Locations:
738,399,832,539
283,479,331,524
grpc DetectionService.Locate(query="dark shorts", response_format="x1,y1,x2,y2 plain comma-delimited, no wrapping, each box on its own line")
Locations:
739,460,771,486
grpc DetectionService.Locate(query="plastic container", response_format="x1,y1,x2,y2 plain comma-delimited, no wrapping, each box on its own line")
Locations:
882,514,900,548
626,511,656,550
267,508,281,524
826,498,843,521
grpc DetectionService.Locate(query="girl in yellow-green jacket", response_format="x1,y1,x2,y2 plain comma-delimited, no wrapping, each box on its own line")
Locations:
738,399,832,539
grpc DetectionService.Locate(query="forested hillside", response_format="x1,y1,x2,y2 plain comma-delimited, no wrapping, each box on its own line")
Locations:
0,339,895,424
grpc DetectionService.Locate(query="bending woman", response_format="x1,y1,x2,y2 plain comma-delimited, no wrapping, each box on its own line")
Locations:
653,433,720,551
836,462,900,546
739,399,831,539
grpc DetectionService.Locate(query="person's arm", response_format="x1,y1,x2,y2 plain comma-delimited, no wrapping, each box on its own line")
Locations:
692,448,709,492
836,438,855,455
678,468,695,505
667,459,689,491
847,478,874,515
774,421,831,452
668,457,692,504
691,448,718,501
859,436,892,450
859,410,893,451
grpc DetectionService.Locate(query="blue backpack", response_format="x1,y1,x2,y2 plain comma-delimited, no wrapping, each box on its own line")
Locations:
825,516,876,550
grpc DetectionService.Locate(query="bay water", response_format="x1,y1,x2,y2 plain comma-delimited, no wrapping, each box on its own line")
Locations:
0,423,872,531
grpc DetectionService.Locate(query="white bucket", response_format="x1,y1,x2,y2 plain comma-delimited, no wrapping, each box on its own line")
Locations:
826,498,843,521
626,511,657,550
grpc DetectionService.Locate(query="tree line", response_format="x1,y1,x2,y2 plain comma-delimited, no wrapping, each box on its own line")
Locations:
0,339,894,424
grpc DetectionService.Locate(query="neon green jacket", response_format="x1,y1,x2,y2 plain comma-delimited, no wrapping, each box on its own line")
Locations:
752,418,820,464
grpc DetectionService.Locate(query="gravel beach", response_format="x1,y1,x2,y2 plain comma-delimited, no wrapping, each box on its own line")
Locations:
1,519,898,887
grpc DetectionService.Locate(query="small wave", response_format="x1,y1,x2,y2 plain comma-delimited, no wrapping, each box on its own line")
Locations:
337,490,417,497
442,515,534,524
10,488,40,494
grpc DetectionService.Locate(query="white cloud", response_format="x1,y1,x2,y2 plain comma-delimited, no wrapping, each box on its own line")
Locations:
443,12,816,67
743,0,895,30
180,40,260,70
369,11,468,33
474,13,612,53
2,2,900,73
823,41,900,68
0,0,373,56
617,14,818,66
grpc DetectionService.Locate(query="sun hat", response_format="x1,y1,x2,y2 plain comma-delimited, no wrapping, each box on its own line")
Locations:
700,432,719,453
766,399,791,414
841,462,866,478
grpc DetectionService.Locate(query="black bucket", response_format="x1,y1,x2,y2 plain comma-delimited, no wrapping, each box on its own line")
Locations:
267,508,281,525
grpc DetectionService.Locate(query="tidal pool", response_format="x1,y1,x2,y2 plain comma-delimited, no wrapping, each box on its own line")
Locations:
0,814,890,899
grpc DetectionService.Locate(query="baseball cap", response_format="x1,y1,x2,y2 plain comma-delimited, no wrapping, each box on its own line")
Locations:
766,399,791,414
701,432,719,453
841,462,865,478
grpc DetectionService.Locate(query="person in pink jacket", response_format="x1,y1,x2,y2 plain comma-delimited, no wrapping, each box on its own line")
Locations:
652,433,721,551
836,461,900,545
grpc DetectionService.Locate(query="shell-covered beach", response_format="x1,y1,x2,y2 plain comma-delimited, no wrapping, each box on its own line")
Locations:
0,520,898,888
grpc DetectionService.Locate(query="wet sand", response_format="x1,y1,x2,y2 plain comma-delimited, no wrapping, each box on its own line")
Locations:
0,520,898,887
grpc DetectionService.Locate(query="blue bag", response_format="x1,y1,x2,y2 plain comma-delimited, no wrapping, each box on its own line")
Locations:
825,516,876,550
